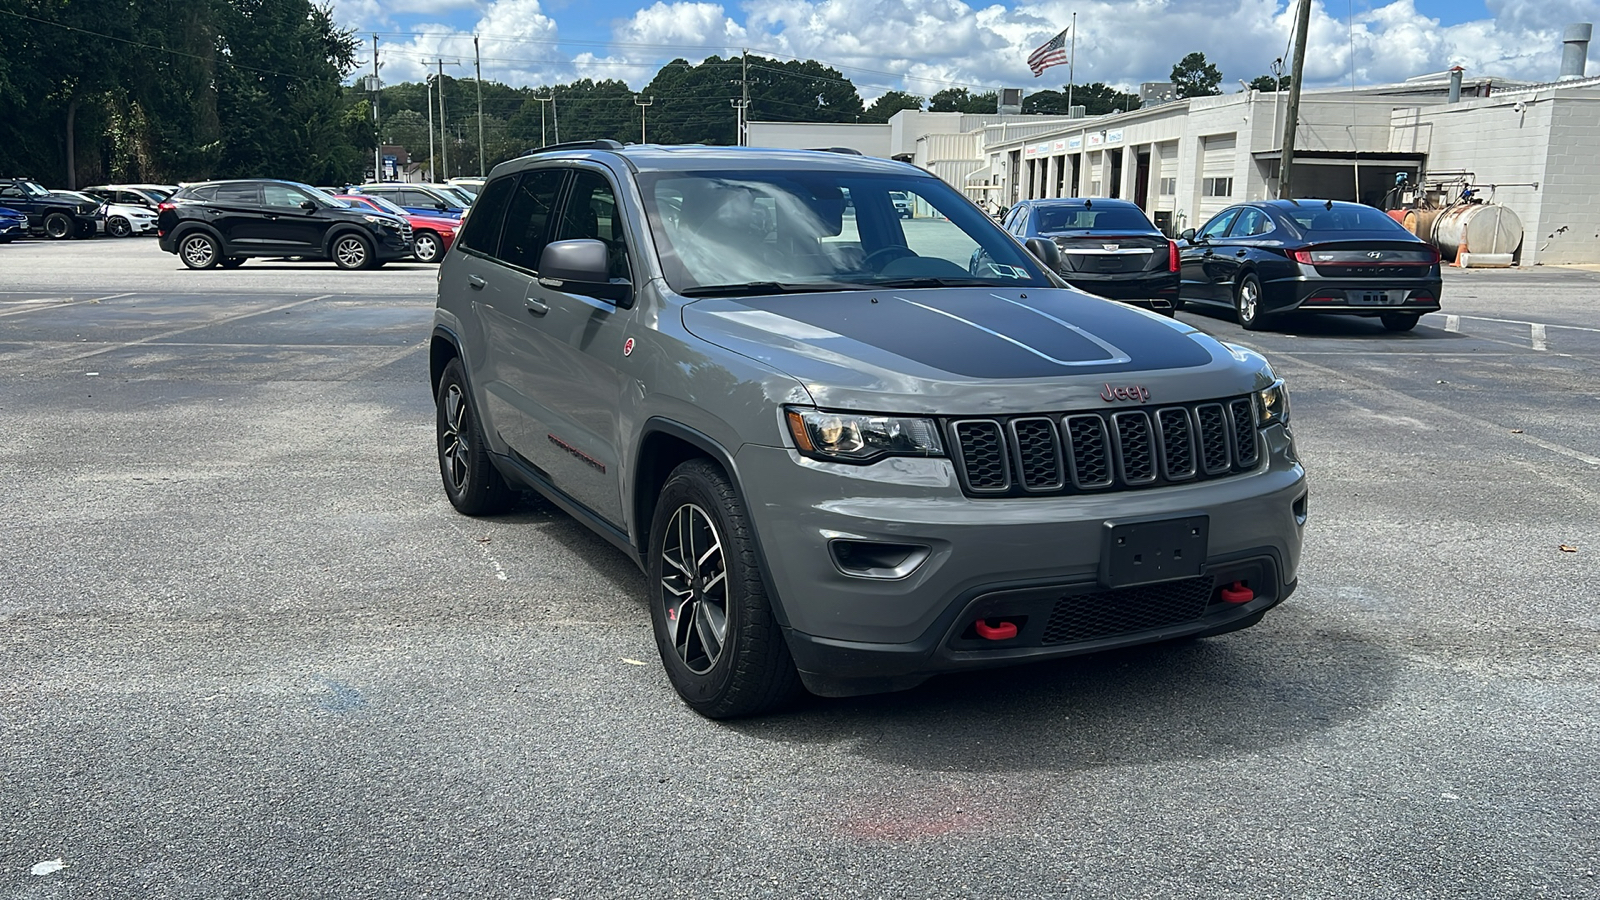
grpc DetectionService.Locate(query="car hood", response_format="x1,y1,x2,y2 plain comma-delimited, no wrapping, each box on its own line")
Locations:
681,286,1268,415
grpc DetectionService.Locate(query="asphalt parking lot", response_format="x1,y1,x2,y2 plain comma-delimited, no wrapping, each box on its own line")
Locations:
2,238,1597,898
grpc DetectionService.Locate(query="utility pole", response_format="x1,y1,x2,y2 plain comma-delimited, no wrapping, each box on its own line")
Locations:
534,94,551,147
1278,0,1311,199
474,36,485,177
437,59,449,179
372,35,381,181
741,49,750,145
426,73,437,182
1270,56,1284,146
635,95,653,144
551,92,560,144
1067,11,1076,114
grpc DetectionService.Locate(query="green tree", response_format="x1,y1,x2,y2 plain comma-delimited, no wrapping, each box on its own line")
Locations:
928,88,998,113
863,90,923,122
1247,74,1291,93
1023,82,1139,116
1171,52,1222,99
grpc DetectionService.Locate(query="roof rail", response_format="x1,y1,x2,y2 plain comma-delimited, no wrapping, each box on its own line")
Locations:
805,146,864,155
520,139,625,157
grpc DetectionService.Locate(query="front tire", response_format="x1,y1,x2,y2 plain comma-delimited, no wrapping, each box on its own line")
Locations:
43,212,73,240
413,230,442,263
648,460,801,718
1235,273,1268,331
1381,313,1419,332
332,233,375,270
435,358,514,515
177,232,220,269
107,216,132,238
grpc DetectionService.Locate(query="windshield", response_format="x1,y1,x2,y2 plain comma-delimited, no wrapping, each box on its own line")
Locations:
22,182,49,197
356,194,407,216
639,170,1049,293
1033,206,1154,233
1281,203,1408,234
434,186,474,207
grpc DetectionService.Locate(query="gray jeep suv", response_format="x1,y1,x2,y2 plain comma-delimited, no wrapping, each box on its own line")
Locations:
430,141,1307,718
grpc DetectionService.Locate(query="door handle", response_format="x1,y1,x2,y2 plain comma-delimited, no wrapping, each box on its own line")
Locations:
467,274,486,290
525,297,549,316
1235,249,1247,257
263,213,279,220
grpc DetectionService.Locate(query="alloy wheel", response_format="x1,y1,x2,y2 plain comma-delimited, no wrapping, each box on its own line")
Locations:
415,234,439,263
659,503,729,675
181,235,215,268
108,217,131,237
335,236,367,268
439,383,471,493
1238,280,1259,323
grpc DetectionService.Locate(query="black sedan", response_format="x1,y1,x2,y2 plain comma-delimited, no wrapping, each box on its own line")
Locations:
996,198,1180,315
1177,200,1442,331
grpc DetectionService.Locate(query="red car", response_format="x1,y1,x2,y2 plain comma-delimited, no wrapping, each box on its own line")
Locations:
336,194,457,263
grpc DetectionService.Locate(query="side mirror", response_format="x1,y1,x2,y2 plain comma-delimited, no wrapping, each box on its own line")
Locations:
434,202,448,211
1178,228,1197,242
537,239,630,303
299,200,317,211
1023,237,1061,272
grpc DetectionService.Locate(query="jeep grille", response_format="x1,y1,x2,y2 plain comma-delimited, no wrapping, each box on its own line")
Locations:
947,396,1260,498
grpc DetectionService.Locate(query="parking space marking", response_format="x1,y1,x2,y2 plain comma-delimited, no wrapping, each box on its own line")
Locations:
67,294,333,361
1430,312,1600,335
1259,347,1600,467
1531,323,1547,351
0,292,134,319
1444,315,1460,333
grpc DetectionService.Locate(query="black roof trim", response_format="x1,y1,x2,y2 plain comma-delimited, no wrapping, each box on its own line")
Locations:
804,146,863,155
519,139,625,158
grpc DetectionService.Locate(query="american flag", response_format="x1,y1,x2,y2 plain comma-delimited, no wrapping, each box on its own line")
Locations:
1027,26,1070,77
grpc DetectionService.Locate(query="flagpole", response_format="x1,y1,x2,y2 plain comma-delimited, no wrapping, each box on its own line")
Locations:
1067,11,1076,112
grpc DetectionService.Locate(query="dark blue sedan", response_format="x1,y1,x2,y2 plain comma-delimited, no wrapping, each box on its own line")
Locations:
997,198,1181,315
0,206,26,242
1178,200,1442,332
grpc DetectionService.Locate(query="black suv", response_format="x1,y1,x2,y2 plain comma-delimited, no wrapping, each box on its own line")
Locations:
0,178,103,239
157,179,413,269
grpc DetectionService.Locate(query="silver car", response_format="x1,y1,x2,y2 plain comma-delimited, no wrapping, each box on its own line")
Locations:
429,141,1308,718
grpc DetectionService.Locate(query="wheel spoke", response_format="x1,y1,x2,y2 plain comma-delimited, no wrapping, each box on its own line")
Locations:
693,603,724,663
701,569,726,597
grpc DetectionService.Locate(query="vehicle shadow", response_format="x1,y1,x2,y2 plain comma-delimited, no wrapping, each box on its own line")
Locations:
731,603,1398,774
1181,305,1460,340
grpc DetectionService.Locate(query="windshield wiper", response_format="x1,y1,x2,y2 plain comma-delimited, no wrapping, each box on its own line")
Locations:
866,276,999,288
679,280,865,298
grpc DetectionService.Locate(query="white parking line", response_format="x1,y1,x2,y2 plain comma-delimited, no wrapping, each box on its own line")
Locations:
67,294,332,360
1531,323,1547,351
1430,312,1600,335
1444,315,1460,333
0,292,134,319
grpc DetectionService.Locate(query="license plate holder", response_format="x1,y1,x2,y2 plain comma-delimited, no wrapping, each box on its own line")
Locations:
1099,515,1209,588
1352,290,1396,306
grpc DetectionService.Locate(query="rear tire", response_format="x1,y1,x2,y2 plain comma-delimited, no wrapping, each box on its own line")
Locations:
648,459,802,719
177,232,220,269
43,212,73,240
1235,273,1268,331
1380,313,1419,332
435,358,514,515
413,230,442,263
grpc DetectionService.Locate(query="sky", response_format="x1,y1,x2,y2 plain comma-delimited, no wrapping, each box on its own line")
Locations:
331,0,1600,99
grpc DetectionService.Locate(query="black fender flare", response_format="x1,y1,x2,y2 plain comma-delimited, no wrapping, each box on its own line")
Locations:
321,224,372,258
167,221,224,251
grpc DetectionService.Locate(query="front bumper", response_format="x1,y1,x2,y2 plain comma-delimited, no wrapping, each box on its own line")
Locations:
735,424,1308,696
373,228,413,261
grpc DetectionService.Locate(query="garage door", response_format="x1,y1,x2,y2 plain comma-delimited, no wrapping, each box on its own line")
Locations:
1198,133,1237,219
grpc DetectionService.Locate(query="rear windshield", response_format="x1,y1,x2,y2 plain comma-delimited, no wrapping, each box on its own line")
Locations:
1033,206,1154,233
1281,204,1407,234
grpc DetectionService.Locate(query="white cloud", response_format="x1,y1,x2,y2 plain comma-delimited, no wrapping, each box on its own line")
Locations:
331,0,1600,93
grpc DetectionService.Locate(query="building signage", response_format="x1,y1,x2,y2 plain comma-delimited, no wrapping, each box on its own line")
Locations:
1052,139,1067,152
1067,136,1083,150
1087,132,1104,147
1106,129,1124,144
1025,144,1038,158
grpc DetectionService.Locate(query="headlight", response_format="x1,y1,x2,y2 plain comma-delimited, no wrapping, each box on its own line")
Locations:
362,214,397,228
1257,378,1290,426
785,408,944,463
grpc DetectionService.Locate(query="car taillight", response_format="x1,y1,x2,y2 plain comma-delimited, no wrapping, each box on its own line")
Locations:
1167,240,1179,272
1292,248,1314,265
1423,246,1441,264
157,202,175,212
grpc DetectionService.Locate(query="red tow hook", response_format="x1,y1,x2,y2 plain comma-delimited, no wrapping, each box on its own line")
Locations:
974,618,1019,640
1221,581,1254,604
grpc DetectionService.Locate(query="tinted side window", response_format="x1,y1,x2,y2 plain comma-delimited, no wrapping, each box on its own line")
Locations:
1198,209,1237,239
262,184,312,208
552,170,630,281
0,185,25,199
1227,208,1273,237
497,169,566,271
214,184,261,205
457,175,516,257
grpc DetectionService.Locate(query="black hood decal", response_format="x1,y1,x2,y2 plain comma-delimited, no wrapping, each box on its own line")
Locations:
746,289,1212,379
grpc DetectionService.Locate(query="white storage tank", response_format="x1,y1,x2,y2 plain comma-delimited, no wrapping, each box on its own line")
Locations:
1431,203,1523,263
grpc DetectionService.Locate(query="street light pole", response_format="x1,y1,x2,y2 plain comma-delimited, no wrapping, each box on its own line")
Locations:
475,35,486,177
437,59,449,179
534,94,552,148
426,73,436,182
635,95,653,144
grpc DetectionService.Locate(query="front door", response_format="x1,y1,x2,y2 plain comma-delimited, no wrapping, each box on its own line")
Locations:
1179,208,1238,303
517,167,636,526
258,183,327,253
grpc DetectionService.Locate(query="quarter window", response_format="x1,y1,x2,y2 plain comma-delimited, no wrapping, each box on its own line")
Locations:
214,184,260,205
457,176,515,256
497,169,566,270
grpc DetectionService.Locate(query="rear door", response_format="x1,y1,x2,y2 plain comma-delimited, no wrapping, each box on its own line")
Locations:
208,184,274,251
